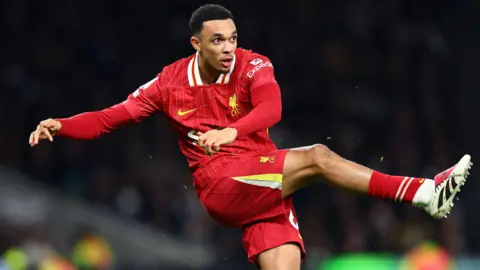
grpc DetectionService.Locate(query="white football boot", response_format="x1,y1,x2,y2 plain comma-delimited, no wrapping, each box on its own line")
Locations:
424,154,472,219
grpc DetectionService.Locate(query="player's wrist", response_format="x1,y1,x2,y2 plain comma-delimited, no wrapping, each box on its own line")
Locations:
225,127,238,137
53,119,63,136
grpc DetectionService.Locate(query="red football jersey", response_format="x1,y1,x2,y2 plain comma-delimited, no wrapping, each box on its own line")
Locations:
123,48,279,185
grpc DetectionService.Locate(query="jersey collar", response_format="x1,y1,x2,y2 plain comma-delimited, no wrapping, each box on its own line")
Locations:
187,51,236,87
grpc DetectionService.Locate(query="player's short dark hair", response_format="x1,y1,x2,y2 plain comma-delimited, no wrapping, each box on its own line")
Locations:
189,4,234,35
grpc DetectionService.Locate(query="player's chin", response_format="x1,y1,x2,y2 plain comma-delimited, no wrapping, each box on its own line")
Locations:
218,66,230,74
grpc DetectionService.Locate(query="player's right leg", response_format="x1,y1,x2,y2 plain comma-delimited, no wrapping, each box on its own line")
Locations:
281,144,472,219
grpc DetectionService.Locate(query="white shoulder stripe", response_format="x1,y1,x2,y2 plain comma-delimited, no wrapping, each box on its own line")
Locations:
193,52,203,86
187,56,194,86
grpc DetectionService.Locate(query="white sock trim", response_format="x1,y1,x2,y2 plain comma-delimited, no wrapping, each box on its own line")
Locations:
398,177,415,202
412,179,434,207
394,177,410,202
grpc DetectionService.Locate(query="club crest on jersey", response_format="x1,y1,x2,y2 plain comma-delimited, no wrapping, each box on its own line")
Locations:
229,94,241,116
259,156,275,163
250,58,263,66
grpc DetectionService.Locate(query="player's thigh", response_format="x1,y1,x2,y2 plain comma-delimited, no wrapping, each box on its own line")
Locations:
282,144,329,198
200,179,284,227
257,244,301,270
199,151,289,227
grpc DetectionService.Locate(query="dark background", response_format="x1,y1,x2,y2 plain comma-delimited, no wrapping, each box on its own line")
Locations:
1,0,480,269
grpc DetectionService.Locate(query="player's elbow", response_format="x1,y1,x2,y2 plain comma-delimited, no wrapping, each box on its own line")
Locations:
270,109,282,125
268,101,282,125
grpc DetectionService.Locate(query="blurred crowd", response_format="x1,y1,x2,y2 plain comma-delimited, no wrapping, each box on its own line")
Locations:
0,0,476,269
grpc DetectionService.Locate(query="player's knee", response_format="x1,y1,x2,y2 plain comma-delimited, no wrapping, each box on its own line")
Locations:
308,144,335,172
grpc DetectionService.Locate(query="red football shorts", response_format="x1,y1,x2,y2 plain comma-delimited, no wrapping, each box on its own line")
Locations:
197,149,306,264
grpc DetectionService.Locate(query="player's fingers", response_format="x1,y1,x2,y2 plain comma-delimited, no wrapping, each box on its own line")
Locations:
205,141,214,155
33,126,42,145
203,145,214,156
35,125,51,144
198,134,207,147
198,137,206,147
44,129,54,142
206,139,217,155
30,132,40,146
40,119,58,139
29,132,35,146
201,138,209,154
213,141,220,151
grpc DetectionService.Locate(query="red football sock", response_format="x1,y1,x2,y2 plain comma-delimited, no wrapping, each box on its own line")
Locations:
368,171,427,203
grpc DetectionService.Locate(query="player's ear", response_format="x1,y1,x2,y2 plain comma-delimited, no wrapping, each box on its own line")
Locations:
190,36,201,52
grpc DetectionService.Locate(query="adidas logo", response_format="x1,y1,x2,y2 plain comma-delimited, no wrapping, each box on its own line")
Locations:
435,176,458,210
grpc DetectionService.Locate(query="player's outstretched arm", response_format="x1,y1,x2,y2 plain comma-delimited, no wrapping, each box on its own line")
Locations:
29,103,134,147
29,74,165,147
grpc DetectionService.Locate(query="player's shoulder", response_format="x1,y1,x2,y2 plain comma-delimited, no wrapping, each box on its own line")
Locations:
235,48,274,79
156,55,194,86
236,48,272,67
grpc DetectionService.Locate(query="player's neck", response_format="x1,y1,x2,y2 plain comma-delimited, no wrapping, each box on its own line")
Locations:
197,54,221,85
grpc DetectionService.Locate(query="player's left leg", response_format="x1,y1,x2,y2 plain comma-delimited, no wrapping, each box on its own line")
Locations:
281,144,472,219
256,244,301,270
242,196,304,270
197,151,305,268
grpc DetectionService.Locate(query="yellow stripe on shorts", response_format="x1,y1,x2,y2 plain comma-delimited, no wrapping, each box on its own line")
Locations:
231,173,283,189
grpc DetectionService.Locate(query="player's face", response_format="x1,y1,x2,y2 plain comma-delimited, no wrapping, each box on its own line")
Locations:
193,19,238,74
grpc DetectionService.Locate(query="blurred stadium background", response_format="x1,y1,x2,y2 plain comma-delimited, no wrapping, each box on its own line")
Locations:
1,0,480,269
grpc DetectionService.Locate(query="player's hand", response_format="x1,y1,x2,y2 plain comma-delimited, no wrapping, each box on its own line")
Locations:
29,118,62,147
197,127,238,155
